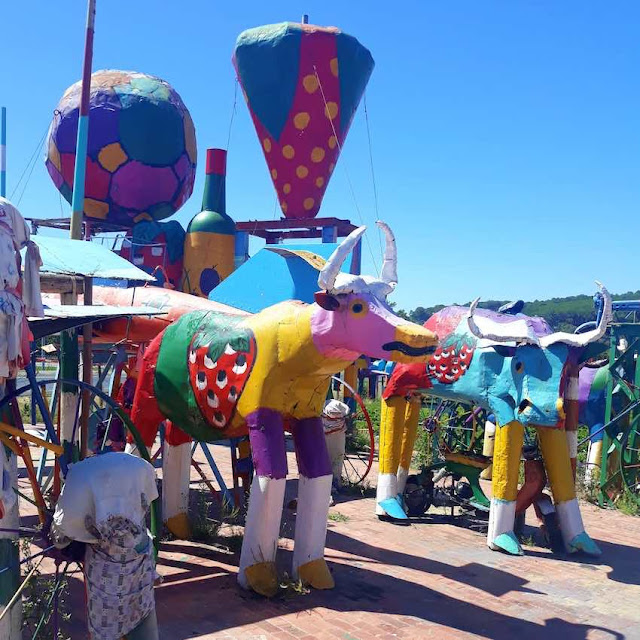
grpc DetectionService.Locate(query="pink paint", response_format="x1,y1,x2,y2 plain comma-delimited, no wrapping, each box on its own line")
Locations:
111,162,177,210
310,293,416,361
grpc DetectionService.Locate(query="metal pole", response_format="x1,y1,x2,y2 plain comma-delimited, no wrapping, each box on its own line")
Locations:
69,0,96,240
0,107,6,198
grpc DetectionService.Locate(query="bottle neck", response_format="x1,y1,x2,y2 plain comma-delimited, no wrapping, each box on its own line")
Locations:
201,173,226,215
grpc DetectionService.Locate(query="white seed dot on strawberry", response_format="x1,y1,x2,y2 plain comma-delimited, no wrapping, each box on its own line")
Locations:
189,350,196,364
216,369,228,389
206,390,219,408
224,344,236,356
204,354,217,369
196,371,207,390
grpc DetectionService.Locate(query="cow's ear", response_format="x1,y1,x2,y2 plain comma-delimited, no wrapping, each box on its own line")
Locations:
490,345,517,358
315,292,340,311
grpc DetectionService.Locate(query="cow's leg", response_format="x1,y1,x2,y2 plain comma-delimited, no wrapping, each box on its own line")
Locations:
488,420,524,555
537,426,601,556
162,421,192,540
127,337,164,454
397,394,421,495
238,409,287,597
376,395,409,519
291,417,334,590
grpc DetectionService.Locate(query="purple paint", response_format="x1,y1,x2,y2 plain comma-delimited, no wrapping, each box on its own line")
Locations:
578,366,599,407
291,417,332,478
246,408,288,479
111,161,177,209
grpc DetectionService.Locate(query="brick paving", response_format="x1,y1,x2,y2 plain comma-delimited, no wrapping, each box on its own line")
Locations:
22,441,640,639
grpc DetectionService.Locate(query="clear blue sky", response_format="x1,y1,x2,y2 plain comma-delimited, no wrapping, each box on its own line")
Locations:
4,1,639,310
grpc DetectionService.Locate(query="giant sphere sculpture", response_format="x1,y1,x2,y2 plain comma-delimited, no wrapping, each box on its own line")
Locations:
45,69,197,227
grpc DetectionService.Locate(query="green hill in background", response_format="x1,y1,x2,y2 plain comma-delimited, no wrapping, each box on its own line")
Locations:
396,290,640,333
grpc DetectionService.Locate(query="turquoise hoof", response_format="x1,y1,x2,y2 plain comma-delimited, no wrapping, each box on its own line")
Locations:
568,532,602,556
378,497,408,520
493,532,524,556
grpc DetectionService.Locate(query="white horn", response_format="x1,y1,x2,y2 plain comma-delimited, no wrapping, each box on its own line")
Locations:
376,221,397,289
539,282,612,348
467,297,541,345
317,225,367,292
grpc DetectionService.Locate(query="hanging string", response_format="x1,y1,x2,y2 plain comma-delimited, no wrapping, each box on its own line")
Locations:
10,121,50,203
313,65,379,276
364,92,384,263
225,78,239,153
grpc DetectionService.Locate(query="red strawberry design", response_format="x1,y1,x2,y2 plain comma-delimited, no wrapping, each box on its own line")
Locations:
427,335,476,384
188,326,257,431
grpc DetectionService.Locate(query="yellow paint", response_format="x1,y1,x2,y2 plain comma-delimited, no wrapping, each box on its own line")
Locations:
294,112,310,130
0,422,63,456
232,303,352,427
330,57,339,77
328,163,335,174
556,397,566,420
165,513,191,540
98,142,128,173
182,231,235,297
282,145,295,159
324,102,338,120
378,396,409,473
281,201,288,214
492,421,524,501
296,165,309,179
298,558,335,589
343,365,357,399
84,198,110,219
537,427,576,503
184,114,197,164
245,561,278,597
133,212,153,223
399,396,421,470
303,74,319,93
271,168,278,180
303,197,315,211
445,452,491,470
315,176,325,188
48,139,61,172
263,138,272,153
283,183,291,195
311,147,325,163
328,135,337,150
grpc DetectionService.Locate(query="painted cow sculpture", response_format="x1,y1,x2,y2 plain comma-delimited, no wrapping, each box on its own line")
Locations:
377,283,611,557
129,223,438,596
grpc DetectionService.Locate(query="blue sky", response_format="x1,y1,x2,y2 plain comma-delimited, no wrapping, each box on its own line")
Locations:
3,1,639,310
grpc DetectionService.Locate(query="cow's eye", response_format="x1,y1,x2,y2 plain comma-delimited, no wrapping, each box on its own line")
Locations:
350,300,367,316
515,361,524,373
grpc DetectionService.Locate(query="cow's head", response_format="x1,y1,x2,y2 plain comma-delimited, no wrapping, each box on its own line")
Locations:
463,283,612,427
311,223,438,363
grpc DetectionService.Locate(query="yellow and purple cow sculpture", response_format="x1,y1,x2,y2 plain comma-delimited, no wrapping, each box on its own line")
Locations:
377,283,611,557
129,223,438,596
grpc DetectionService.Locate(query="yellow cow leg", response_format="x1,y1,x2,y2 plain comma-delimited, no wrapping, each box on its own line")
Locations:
376,396,409,518
397,395,421,495
488,420,524,555
537,427,601,555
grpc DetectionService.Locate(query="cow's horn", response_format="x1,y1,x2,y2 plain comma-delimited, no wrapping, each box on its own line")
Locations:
376,221,398,290
467,297,541,345
539,282,612,348
317,225,367,292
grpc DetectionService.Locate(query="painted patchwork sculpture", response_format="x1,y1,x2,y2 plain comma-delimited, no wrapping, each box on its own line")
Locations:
129,223,438,596
377,283,611,557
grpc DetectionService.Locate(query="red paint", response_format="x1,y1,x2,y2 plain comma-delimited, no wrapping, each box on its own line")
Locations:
241,29,345,219
206,148,227,176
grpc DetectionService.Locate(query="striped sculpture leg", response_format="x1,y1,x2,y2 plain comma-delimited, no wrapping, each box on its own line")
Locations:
291,417,334,590
238,409,287,597
376,396,410,520
537,427,601,556
162,421,192,540
488,420,524,555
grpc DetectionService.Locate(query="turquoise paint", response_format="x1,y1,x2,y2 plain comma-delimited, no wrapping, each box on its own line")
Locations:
70,113,89,223
234,23,301,141
336,32,375,137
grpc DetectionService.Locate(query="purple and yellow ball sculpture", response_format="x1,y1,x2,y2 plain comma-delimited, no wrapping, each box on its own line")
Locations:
45,69,197,227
